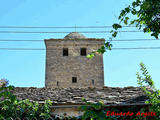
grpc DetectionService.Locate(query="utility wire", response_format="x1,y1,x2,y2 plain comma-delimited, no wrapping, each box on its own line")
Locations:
0,25,137,28
0,40,43,42
109,39,159,41
0,47,160,51
0,31,143,33
113,47,160,50
0,39,158,42
0,48,46,50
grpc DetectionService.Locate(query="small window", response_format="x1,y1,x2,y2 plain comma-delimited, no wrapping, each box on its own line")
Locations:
80,48,86,56
63,48,68,56
92,80,94,85
57,81,59,86
72,77,77,83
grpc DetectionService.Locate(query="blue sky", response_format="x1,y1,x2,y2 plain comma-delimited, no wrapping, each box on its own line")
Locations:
0,0,159,89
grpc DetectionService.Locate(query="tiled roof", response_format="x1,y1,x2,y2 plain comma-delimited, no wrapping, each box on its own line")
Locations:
12,86,149,105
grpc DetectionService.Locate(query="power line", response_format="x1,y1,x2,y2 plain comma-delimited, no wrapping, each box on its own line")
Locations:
0,31,143,34
113,47,160,50
109,39,159,42
0,48,45,50
0,39,158,42
0,40,43,42
0,47,160,51
0,25,137,28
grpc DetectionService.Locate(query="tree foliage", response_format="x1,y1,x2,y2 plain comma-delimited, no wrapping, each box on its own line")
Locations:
112,0,160,39
80,63,160,120
91,0,160,58
0,83,53,119
79,99,106,120
137,63,160,120
0,80,81,120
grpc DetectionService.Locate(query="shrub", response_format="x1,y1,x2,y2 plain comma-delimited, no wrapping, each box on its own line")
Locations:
136,62,160,120
0,80,52,120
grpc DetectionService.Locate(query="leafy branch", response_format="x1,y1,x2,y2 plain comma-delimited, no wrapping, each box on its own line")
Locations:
112,0,160,39
136,63,160,120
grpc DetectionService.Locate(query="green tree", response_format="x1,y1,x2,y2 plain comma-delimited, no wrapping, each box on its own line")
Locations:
112,0,160,39
136,63,160,120
90,0,160,57
79,99,109,120
0,80,53,119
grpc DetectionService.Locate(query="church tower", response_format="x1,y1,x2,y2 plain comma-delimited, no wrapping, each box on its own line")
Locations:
45,32,104,88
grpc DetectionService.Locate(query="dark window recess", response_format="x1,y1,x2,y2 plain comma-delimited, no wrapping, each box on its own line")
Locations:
72,77,77,83
92,80,94,85
80,48,86,56
57,81,59,86
63,48,68,56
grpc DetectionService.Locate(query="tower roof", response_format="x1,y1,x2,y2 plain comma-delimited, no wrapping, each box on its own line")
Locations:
64,32,86,39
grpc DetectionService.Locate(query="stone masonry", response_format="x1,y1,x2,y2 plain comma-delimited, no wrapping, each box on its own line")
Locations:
45,32,105,88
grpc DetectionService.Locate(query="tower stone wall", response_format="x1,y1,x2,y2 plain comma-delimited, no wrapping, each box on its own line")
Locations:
45,32,105,88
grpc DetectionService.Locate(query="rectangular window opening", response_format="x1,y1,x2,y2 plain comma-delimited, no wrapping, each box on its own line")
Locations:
63,48,68,56
57,81,59,86
80,48,86,56
92,80,94,85
72,77,77,83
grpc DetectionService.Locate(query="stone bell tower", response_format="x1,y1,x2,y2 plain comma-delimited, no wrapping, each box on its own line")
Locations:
45,32,104,88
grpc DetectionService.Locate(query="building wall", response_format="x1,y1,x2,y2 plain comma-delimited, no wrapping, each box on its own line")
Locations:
45,38,104,88
50,104,150,118
51,107,83,117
